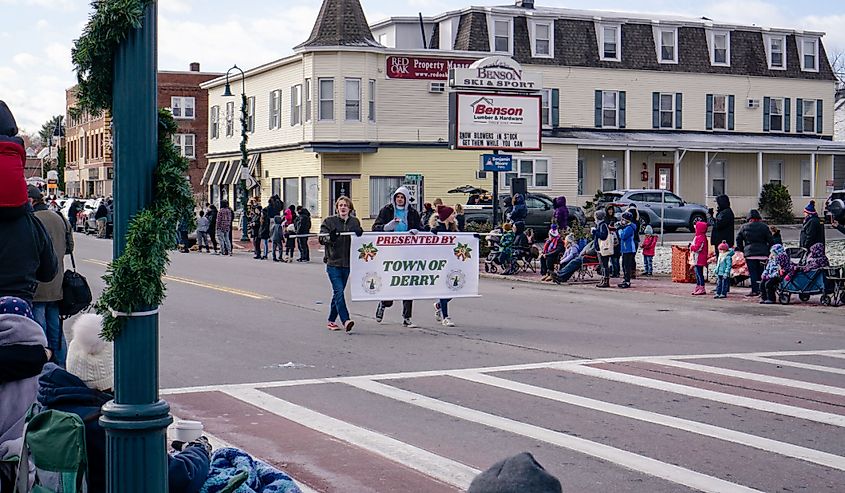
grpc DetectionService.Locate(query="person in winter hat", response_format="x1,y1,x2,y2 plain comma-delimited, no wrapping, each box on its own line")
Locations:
539,224,565,281
508,194,527,223
641,225,657,276
710,194,735,248
373,186,422,327
802,242,829,273
467,452,562,493
430,206,459,327
689,220,710,295
760,244,791,304
0,296,50,487
713,241,735,299
735,209,773,297
800,200,825,250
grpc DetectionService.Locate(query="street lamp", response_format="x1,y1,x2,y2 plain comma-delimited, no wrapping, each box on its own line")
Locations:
44,117,64,195
222,64,250,242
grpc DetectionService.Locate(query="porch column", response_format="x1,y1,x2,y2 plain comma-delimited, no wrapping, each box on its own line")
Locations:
810,152,816,200
674,150,680,195
624,149,631,189
757,151,764,193
704,152,709,205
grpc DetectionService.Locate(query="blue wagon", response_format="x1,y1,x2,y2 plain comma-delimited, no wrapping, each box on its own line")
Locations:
778,269,830,305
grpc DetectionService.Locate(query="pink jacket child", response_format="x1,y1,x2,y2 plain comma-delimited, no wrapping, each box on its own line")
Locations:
690,221,709,267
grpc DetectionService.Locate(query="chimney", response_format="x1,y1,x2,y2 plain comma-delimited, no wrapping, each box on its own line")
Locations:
189,62,200,72
516,0,535,8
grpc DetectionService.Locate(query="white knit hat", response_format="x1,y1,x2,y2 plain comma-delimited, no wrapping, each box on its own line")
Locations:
66,314,114,391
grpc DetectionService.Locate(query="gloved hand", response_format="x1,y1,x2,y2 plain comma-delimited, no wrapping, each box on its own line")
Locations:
409,229,419,235
329,230,339,242
473,233,481,239
187,436,212,458
430,228,438,235
355,228,363,237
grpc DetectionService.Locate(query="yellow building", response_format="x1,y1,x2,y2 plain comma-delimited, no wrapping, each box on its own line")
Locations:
201,0,845,230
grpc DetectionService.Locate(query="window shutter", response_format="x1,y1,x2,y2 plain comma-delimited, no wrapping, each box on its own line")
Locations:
551,89,560,128
618,91,626,128
763,97,771,132
784,98,791,132
727,95,735,131
652,92,659,129
290,88,296,126
816,99,823,133
705,94,714,130
674,93,683,129
269,92,274,129
796,98,803,133
594,90,603,128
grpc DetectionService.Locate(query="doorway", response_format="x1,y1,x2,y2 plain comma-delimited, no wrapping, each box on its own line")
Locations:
655,163,674,192
330,179,352,210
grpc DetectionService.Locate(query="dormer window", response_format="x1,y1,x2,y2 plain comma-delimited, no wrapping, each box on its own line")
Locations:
765,35,786,70
709,30,730,66
597,24,621,61
655,27,678,64
529,20,553,58
489,17,513,54
799,37,819,72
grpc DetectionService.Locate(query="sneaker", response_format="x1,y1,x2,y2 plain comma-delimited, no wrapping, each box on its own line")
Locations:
344,320,355,332
327,322,340,331
442,317,455,327
375,303,385,323
745,291,760,297
403,318,417,328
617,282,630,289
433,302,442,322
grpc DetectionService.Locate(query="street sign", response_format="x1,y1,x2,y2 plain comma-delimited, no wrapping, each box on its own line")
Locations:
481,154,513,172
404,173,422,182
449,92,542,151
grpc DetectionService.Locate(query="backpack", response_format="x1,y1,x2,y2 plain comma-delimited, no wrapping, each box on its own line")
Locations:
15,404,88,493
58,253,92,319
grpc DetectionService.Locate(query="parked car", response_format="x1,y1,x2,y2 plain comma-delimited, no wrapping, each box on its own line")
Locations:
59,198,79,224
76,198,100,233
824,189,845,224
597,189,708,232
461,192,586,239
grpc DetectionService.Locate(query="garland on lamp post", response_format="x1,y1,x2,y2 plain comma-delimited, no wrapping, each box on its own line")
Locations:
71,0,195,341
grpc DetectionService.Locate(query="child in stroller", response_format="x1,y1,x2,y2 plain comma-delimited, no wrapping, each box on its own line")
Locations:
484,223,509,273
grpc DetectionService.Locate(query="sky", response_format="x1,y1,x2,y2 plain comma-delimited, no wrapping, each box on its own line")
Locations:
1,0,843,133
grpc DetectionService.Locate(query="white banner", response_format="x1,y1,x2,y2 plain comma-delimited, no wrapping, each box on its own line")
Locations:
452,92,541,151
350,233,480,301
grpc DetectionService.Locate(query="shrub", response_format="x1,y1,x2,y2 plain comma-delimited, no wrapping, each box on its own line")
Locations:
758,183,794,224
466,221,493,258
583,190,605,218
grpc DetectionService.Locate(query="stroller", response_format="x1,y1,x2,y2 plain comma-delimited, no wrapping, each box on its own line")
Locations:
484,228,505,273
823,266,845,307
778,268,829,305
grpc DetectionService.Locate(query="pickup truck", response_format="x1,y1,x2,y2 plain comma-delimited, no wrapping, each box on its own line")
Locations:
461,192,586,239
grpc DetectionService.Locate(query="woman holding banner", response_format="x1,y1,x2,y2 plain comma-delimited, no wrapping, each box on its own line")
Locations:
319,196,363,332
430,206,458,327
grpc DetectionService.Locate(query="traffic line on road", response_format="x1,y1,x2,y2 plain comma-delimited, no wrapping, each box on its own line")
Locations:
345,379,763,493
553,364,845,427
648,359,845,397
84,259,270,300
453,372,845,471
733,355,845,376
221,387,480,490
817,352,845,360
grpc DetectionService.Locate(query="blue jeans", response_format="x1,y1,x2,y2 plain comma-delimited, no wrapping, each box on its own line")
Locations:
262,238,269,257
327,266,351,323
643,255,653,274
694,265,705,286
610,256,620,277
716,276,730,296
439,299,451,318
555,257,583,283
32,302,66,367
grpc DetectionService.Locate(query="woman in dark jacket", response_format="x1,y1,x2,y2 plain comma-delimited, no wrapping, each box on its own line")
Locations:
206,204,218,253
552,196,569,231
735,209,773,296
710,194,735,247
259,205,271,258
799,200,825,250
509,194,527,223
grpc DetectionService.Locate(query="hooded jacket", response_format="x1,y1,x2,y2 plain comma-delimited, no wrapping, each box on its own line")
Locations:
509,194,528,223
0,101,27,209
715,249,735,277
552,196,568,230
762,244,791,281
803,243,829,272
736,219,774,258
617,220,637,254
295,207,311,234
690,220,709,266
710,195,735,247
372,186,422,232
800,213,825,250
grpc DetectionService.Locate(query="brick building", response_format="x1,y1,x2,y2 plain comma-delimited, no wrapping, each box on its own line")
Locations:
64,63,221,198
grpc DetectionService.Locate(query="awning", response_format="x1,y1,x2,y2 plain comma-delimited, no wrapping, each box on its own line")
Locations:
303,142,378,154
209,161,229,186
547,130,845,153
223,159,242,185
200,161,218,186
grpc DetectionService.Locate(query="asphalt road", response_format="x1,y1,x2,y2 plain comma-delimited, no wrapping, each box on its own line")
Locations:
71,233,845,493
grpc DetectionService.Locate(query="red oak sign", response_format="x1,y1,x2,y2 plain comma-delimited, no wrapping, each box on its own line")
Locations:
386,56,475,80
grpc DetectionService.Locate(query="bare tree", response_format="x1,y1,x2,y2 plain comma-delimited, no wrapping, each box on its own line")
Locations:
829,49,845,84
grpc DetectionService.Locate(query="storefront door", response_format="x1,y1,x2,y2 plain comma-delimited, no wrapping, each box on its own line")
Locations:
655,163,674,192
330,179,351,210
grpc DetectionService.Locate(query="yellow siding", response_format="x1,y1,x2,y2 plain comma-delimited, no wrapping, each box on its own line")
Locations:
679,151,705,203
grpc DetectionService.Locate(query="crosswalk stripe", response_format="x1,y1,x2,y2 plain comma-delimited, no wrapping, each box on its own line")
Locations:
818,353,845,360
734,355,845,376
222,387,480,490
554,364,845,427
649,359,845,396
346,379,762,493
453,372,845,471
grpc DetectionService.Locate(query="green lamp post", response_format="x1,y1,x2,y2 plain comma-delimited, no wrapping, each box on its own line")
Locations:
222,65,250,242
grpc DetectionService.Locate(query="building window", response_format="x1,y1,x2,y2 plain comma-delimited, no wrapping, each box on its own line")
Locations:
530,20,552,58
269,90,281,129
210,105,219,139
802,99,816,133
291,84,302,126
710,160,726,196
318,78,334,121
541,89,551,127
768,97,784,131
659,93,674,128
601,158,617,192
171,96,195,119
368,79,376,122
768,160,783,185
801,160,812,196
766,35,786,70
709,31,730,66
225,101,234,137
800,37,819,72
345,78,361,121
712,95,727,130
172,134,195,159
378,33,388,46
490,17,512,54
577,158,584,195
370,176,404,217
271,177,281,198
242,96,254,133
602,91,619,128
305,79,312,122
283,177,299,206
301,176,319,215
505,158,549,188
599,24,621,61
657,28,678,63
